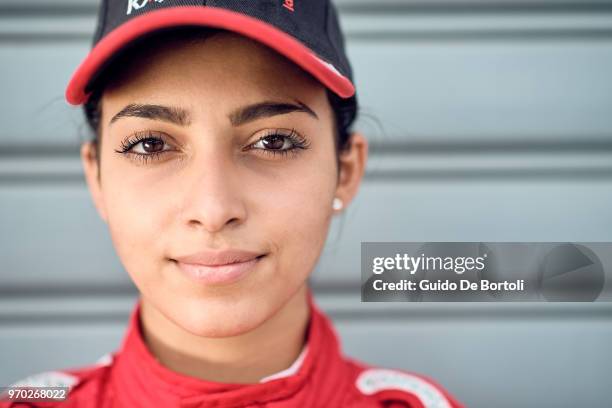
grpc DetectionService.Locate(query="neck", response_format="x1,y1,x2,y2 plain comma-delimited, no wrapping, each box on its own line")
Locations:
139,285,310,384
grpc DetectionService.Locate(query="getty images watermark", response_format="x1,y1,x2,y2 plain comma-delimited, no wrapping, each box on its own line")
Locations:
361,243,612,302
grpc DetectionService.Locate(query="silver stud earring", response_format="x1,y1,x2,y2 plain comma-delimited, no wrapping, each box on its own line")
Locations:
332,197,344,211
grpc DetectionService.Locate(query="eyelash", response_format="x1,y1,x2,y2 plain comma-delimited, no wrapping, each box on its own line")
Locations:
245,128,311,158
114,128,311,164
114,130,170,164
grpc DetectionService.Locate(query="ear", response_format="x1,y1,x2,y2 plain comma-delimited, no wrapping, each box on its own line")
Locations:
334,131,368,211
81,141,108,223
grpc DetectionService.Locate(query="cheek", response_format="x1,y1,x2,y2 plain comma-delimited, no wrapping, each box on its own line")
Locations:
101,168,171,287
260,166,336,284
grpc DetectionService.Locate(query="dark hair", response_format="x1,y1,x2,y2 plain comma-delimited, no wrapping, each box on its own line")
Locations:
82,26,358,177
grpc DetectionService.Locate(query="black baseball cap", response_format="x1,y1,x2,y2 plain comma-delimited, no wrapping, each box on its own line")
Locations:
65,0,356,105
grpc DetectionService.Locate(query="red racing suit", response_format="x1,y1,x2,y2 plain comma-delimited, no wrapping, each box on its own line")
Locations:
1,290,465,408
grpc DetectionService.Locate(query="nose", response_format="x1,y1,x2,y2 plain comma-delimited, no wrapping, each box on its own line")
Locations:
178,148,247,233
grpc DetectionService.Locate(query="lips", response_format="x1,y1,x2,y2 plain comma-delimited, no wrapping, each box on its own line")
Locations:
172,249,266,285
174,248,264,266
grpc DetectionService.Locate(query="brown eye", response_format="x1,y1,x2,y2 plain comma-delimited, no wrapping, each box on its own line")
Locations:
261,135,288,150
115,131,179,164
246,129,311,158
141,138,165,153
128,137,171,154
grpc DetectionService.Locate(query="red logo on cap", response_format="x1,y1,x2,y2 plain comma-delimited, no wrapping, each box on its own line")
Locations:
283,0,294,12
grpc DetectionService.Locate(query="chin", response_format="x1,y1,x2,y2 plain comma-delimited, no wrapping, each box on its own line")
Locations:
162,293,272,338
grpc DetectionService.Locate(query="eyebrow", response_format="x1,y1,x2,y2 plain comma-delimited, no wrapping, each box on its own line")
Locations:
109,100,318,126
109,104,191,126
228,100,318,126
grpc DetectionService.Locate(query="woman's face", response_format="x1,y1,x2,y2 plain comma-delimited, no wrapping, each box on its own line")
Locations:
81,32,366,337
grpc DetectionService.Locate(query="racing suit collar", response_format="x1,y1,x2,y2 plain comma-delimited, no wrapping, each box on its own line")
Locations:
112,288,348,408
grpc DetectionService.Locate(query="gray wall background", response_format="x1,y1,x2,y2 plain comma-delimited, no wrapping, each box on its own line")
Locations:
1,0,612,407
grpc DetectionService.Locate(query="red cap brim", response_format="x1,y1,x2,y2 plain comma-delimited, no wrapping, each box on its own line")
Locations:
65,6,355,105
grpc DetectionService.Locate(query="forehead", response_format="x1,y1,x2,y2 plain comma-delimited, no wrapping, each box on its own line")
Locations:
101,30,327,111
